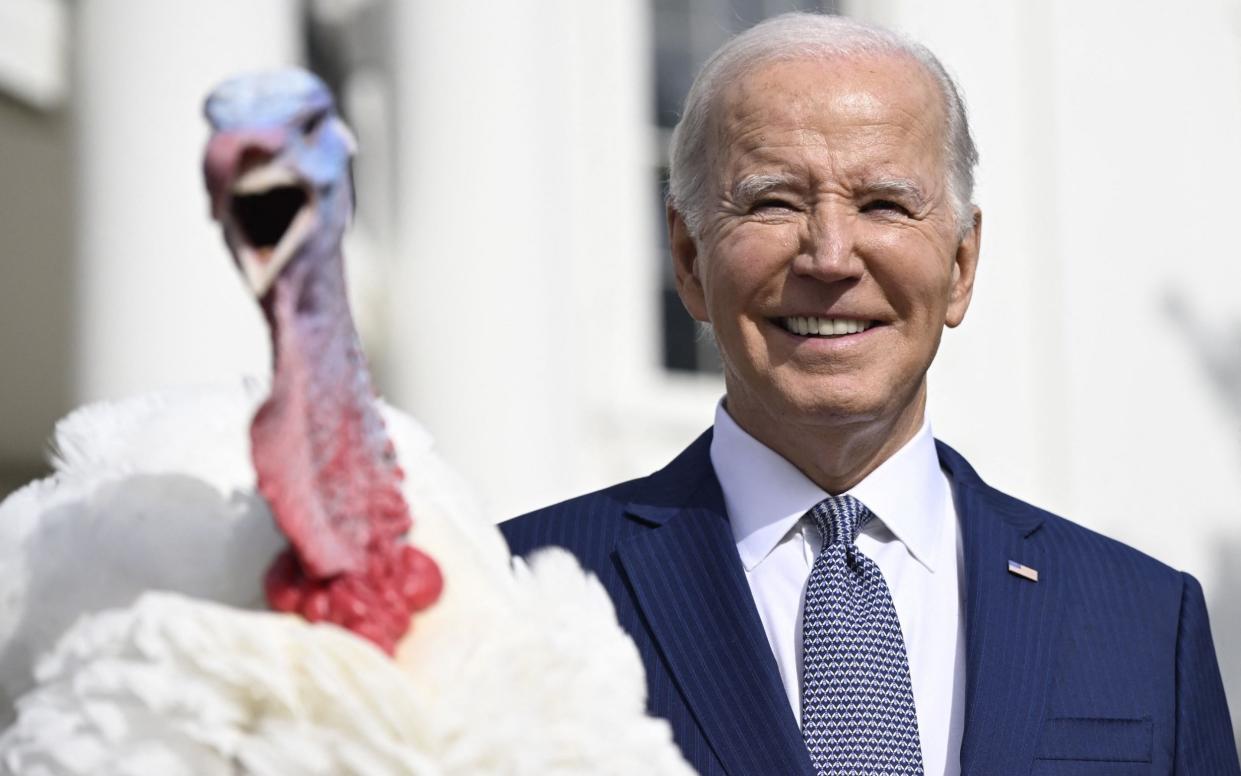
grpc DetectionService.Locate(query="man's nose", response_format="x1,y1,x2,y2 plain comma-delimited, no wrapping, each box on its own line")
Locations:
791,205,863,282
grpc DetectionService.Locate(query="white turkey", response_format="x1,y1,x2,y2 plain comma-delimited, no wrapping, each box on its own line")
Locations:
0,68,694,776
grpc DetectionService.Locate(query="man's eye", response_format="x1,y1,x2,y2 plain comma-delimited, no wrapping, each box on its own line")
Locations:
861,199,911,216
751,198,796,212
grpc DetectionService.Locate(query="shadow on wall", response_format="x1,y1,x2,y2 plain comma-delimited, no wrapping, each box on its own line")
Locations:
0,93,75,492
1164,291,1241,452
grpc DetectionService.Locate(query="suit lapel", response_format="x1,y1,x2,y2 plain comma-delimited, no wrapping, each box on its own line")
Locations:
616,432,815,776
939,443,1064,776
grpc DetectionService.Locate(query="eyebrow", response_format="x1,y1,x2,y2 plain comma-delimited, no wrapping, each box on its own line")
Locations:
730,173,931,209
859,178,929,208
730,173,801,204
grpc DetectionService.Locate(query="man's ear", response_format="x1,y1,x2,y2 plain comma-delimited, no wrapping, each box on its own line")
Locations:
668,205,710,322
945,207,981,328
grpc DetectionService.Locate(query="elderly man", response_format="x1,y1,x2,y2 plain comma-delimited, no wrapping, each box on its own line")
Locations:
502,12,1238,776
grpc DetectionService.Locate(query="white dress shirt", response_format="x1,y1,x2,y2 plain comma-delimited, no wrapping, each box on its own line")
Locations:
709,402,966,776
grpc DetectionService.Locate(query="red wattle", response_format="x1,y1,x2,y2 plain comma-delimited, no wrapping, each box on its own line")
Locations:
252,235,444,654
400,545,444,611
265,542,443,655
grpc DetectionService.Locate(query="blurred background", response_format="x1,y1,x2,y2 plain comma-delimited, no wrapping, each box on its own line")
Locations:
1,0,1239,748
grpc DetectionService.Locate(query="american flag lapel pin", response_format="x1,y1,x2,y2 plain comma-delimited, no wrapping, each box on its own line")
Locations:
1007,559,1039,582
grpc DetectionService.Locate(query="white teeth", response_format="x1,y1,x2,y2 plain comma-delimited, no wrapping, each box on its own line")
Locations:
781,316,871,337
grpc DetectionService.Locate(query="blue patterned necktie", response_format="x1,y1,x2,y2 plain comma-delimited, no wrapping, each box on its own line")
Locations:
801,494,924,775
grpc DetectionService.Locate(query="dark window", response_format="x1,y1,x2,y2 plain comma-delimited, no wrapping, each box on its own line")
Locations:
653,0,838,372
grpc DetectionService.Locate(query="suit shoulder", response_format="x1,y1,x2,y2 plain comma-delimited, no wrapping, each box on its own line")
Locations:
501,428,717,559
938,440,1185,589
970,475,1186,592
499,476,647,558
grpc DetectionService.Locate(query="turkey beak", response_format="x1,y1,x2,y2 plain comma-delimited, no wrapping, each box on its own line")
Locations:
204,128,286,219
204,128,317,299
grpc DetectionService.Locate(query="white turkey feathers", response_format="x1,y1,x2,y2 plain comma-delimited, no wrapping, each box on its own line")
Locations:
1,593,441,775
1,553,691,775
0,385,285,722
0,386,695,774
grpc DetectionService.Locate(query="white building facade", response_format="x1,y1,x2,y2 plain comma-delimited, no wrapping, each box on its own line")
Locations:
1,0,1239,745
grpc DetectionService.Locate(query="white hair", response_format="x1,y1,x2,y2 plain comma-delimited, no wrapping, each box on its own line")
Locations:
668,12,979,238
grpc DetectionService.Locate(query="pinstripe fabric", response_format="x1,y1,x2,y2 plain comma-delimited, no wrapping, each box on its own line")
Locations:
501,432,1240,776
1173,574,1238,774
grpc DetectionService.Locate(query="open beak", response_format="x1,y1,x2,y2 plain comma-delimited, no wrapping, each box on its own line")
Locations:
204,128,317,298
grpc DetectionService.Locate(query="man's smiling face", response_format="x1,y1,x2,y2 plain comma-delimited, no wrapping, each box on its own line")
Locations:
671,52,980,452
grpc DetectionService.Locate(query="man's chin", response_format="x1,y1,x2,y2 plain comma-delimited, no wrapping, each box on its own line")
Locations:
773,372,889,419
727,385,881,440
727,369,928,440
780,395,889,429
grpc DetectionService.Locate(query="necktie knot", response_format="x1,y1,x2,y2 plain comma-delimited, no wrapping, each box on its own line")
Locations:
808,493,873,549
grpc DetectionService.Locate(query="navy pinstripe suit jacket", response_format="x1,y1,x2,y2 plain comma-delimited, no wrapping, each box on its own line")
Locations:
501,430,1240,775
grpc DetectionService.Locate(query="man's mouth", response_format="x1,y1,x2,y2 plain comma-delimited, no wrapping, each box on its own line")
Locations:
776,316,878,338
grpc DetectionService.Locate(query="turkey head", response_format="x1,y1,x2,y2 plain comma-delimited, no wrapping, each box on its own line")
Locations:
203,69,441,654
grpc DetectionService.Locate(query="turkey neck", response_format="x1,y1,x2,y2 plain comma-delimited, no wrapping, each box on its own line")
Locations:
251,238,411,580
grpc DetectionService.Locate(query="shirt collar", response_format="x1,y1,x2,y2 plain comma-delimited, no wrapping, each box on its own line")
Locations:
709,399,946,573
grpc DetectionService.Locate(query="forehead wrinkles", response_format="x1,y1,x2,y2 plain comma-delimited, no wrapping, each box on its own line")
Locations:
705,53,949,192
